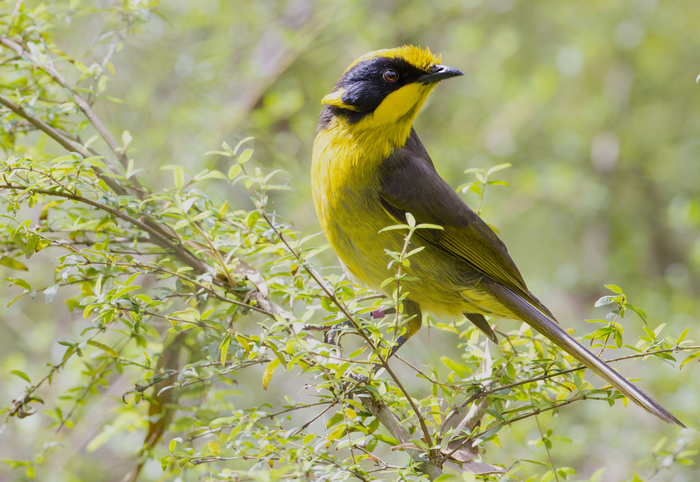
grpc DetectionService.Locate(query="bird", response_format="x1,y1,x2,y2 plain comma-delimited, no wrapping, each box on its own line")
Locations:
310,45,683,426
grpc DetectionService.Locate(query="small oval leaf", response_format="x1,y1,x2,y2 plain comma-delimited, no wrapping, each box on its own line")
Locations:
262,358,281,390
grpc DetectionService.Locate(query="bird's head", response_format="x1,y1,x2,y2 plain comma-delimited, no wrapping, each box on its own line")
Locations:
320,45,462,130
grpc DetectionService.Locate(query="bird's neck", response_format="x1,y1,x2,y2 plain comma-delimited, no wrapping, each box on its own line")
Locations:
320,115,414,167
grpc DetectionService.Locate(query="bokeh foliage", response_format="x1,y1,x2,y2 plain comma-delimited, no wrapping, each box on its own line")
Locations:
1,1,700,481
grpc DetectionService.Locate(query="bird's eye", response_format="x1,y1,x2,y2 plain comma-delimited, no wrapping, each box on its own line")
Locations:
383,70,399,82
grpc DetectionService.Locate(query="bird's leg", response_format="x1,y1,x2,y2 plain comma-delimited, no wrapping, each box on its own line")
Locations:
305,302,419,386
351,300,423,384
362,306,397,320
302,307,397,346
301,322,351,346
387,299,423,360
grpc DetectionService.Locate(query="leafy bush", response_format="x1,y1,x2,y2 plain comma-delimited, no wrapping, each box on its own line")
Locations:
0,3,697,481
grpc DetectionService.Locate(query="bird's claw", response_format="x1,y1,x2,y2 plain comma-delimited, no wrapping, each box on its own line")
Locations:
301,307,395,346
347,371,370,384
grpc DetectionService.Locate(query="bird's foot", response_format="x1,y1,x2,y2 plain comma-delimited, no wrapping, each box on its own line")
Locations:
340,370,371,399
346,371,370,384
301,320,354,346
301,307,395,345
359,307,396,320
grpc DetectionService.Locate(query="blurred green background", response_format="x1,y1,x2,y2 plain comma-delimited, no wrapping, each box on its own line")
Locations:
2,0,700,480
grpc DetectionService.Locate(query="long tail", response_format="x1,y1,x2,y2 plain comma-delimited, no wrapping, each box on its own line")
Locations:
484,280,684,427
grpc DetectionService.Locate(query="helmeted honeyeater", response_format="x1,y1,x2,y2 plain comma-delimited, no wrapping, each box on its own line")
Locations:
311,45,682,426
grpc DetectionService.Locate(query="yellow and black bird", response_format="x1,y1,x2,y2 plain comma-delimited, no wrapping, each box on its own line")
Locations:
311,45,682,426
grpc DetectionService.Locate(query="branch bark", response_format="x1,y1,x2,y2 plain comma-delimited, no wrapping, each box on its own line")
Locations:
360,394,443,480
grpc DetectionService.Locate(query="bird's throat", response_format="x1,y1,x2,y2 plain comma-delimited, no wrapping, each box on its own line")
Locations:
319,106,421,169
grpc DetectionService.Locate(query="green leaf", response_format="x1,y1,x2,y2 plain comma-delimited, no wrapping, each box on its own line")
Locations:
227,164,242,180
262,358,281,390
111,285,141,300
169,437,182,454
0,257,28,271
541,470,555,482
192,211,212,222
7,292,26,308
626,304,647,324
236,335,251,353
10,370,31,383
238,149,253,164
415,223,444,230
122,130,132,148
219,335,231,366
594,296,615,307
604,284,624,294
51,154,81,164
406,246,425,257
35,239,51,253
87,340,119,358
246,211,260,229
196,169,228,181
327,425,346,441
208,442,220,456
372,433,398,446
433,476,456,482
613,329,623,348
205,150,231,157
97,74,110,93
173,167,185,189
487,163,511,174
25,235,39,259
234,137,255,154
379,224,409,232
125,158,135,178
440,356,471,378
680,350,700,369
549,435,572,443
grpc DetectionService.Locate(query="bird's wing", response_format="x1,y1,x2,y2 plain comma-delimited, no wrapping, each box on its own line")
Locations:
378,129,555,321
376,131,684,427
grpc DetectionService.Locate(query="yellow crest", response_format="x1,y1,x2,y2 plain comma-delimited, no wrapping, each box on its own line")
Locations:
342,45,441,75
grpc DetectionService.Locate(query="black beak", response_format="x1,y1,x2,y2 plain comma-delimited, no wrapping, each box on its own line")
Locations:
416,64,463,84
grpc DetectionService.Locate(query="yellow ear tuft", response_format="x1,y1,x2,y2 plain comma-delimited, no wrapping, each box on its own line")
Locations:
321,89,361,111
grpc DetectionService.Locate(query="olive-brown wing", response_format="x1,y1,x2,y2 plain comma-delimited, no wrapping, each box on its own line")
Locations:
378,130,555,321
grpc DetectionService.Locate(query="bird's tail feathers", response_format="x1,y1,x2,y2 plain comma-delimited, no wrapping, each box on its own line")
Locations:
484,280,684,427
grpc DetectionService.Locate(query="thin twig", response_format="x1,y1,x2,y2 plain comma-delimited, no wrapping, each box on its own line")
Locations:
0,36,131,172
535,414,559,482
